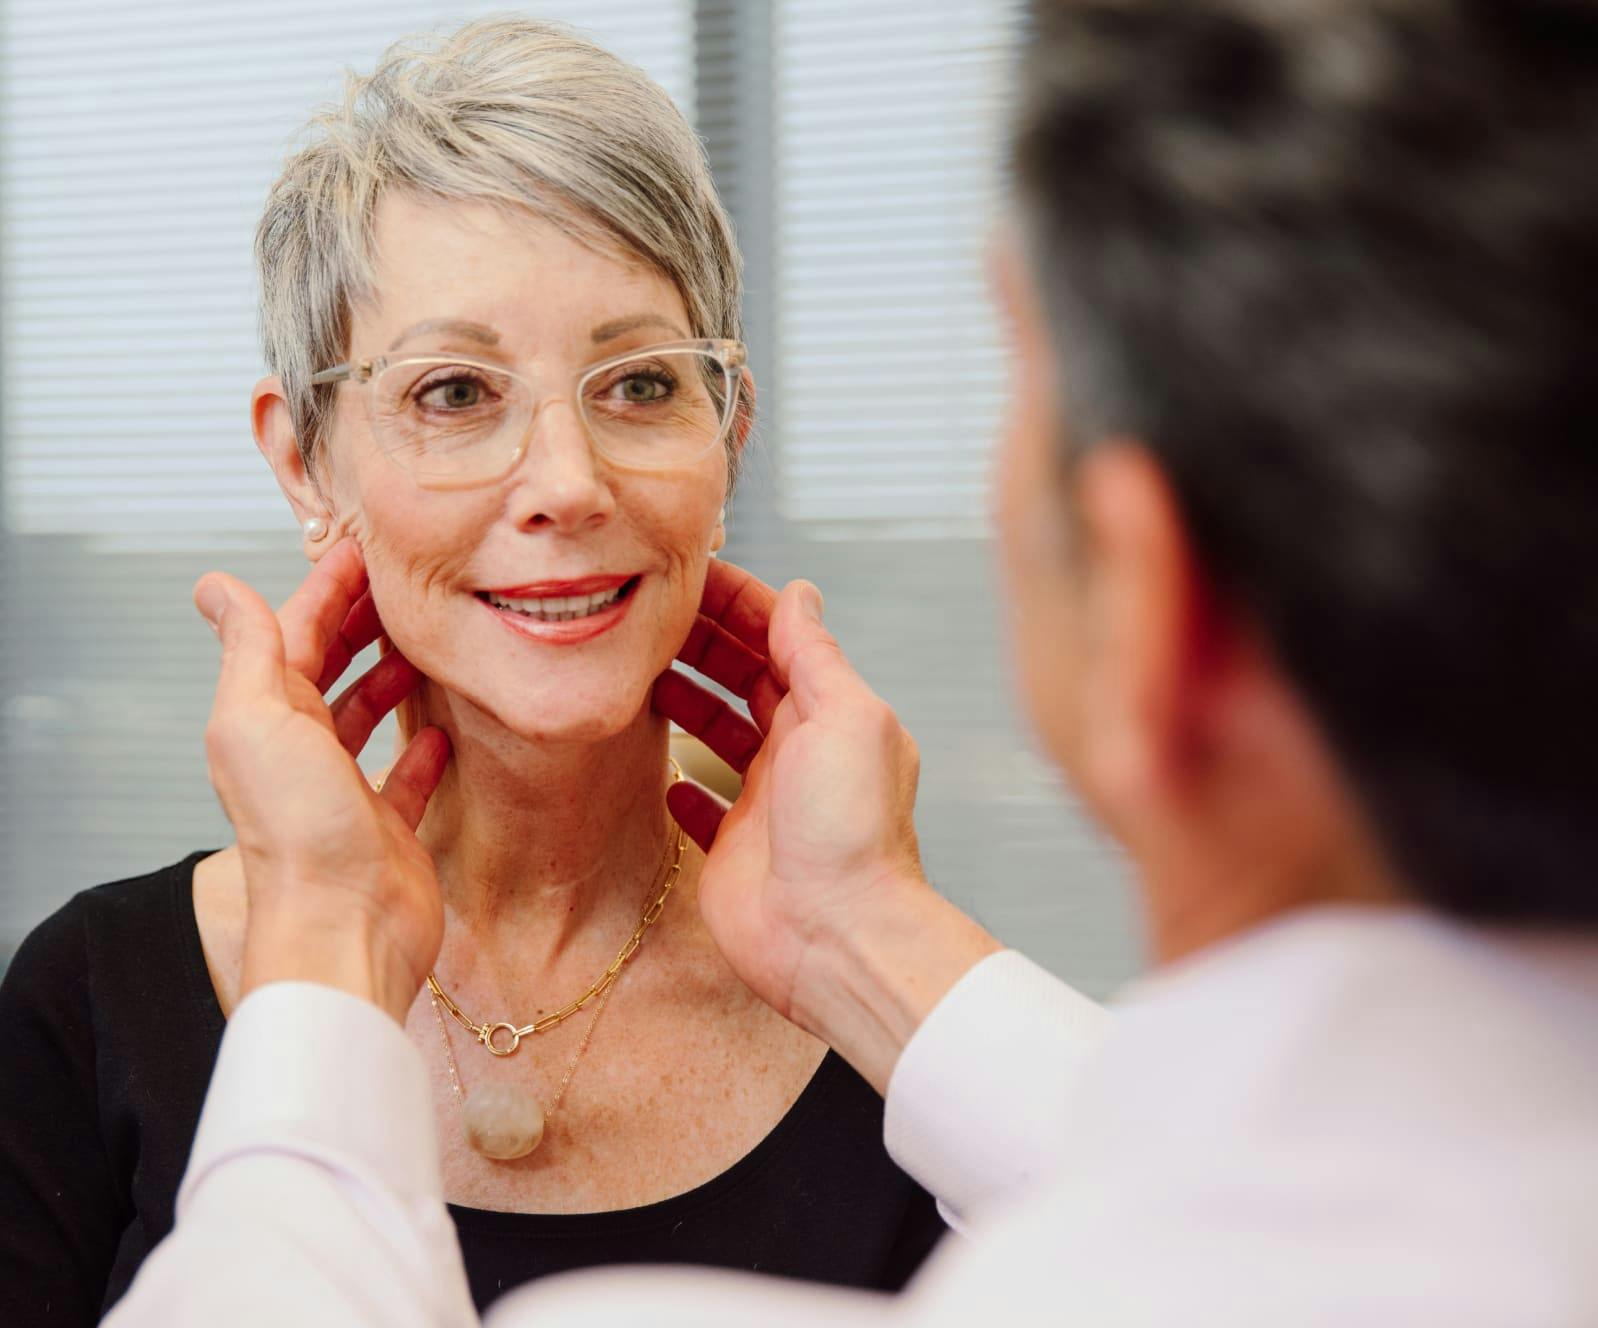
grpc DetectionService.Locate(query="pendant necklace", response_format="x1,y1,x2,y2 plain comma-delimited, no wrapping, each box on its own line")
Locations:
428,971,615,1160
425,767,686,1161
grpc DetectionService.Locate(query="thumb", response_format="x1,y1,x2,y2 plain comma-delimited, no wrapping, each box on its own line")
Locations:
195,572,288,708
768,580,865,719
195,576,230,634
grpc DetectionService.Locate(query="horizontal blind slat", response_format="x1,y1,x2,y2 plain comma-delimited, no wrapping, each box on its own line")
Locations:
772,0,1022,528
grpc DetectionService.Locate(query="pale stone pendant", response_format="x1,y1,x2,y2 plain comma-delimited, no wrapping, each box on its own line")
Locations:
462,1082,546,1160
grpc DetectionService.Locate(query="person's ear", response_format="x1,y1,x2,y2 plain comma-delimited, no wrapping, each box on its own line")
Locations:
252,375,337,560
1070,444,1233,821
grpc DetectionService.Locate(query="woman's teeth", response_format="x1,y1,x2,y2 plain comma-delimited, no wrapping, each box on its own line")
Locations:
485,583,628,622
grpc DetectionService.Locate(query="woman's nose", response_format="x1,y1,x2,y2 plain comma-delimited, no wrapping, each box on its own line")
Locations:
503,397,617,533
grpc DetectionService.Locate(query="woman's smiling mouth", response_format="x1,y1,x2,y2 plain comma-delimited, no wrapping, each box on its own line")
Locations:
474,574,641,642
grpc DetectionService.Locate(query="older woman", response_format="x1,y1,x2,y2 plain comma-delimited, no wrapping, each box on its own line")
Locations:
0,19,942,1322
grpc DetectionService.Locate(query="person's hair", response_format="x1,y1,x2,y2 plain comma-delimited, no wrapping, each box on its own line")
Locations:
255,17,744,478
1013,0,1598,924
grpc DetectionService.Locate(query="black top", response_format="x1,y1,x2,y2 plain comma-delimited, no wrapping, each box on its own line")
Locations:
0,853,945,1322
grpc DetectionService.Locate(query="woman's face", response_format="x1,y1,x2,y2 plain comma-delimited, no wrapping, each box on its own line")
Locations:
317,194,734,743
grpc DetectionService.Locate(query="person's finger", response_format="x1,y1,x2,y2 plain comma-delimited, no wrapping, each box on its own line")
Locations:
676,615,786,730
195,572,288,711
378,726,452,831
678,614,767,688
329,650,422,756
767,581,868,719
697,559,778,657
278,538,370,685
666,779,729,854
652,670,765,773
746,671,786,734
313,589,385,695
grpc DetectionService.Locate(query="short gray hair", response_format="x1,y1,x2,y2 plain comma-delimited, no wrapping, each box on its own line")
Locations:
255,17,743,474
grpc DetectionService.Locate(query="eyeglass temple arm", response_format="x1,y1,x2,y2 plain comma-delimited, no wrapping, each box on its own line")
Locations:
309,363,358,387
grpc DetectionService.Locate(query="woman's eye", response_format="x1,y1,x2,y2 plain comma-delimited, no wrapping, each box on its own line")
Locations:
418,378,485,410
617,374,671,403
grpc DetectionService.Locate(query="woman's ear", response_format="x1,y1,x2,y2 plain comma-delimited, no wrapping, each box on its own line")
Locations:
252,375,336,560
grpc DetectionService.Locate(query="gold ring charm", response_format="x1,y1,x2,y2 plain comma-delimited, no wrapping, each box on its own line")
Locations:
480,1023,522,1057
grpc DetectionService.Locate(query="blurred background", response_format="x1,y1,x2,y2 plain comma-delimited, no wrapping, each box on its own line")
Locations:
0,0,1135,989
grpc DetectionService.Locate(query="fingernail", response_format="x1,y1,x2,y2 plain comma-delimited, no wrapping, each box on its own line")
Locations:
196,582,227,635
801,583,825,620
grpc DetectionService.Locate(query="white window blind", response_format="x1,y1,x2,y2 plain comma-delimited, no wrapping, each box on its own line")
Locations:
0,0,693,539
0,1,694,944
742,2,1135,989
773,0,1023,535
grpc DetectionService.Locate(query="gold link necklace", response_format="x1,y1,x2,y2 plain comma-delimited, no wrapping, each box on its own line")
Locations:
424,759,687,1060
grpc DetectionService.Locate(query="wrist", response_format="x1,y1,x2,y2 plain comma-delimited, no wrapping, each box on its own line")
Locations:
790,875,1002,1095
241,906,419,1027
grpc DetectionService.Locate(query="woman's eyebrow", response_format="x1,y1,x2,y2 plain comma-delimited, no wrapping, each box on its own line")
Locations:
387,318,501,352
591,314,687,343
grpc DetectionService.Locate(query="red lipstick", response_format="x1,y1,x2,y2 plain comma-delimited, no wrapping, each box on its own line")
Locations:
482,573,634,597
475,573,641,646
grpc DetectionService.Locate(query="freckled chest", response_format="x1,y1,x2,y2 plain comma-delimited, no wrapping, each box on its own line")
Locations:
412,966,826,1214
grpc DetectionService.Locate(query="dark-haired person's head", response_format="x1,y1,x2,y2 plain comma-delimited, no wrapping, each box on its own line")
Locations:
993,0,1598,955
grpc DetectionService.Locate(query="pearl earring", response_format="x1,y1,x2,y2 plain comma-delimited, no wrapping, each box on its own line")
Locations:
304,516,329,542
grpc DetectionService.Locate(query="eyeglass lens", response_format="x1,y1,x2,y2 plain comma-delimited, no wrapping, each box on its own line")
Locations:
369,349,734,487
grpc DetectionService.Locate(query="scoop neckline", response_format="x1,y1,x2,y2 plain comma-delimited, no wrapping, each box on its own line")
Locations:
169,848,847,1234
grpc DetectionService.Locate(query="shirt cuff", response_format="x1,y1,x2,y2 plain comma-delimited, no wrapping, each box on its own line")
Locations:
179,981,443,1216
883,950,1111,1230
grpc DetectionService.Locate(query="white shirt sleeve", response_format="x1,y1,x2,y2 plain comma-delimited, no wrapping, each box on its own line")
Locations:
104,982,478,1328
105,953,1108,1326
882,950,1112,1230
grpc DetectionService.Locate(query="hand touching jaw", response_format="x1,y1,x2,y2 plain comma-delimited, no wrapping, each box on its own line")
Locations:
194,539,450,1025
653,559,1003,1094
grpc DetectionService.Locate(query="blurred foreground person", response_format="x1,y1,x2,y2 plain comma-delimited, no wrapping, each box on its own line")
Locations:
109,1,1598,1324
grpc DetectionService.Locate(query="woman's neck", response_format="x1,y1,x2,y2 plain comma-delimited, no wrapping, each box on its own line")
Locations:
408,680,678,971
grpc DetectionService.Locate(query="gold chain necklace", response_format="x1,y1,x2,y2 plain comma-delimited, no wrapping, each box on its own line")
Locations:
424,805,686,1058
408,760,685,1160
426,808,685,1162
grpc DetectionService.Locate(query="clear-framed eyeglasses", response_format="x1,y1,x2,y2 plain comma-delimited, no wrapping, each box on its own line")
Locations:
310,338,748,490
